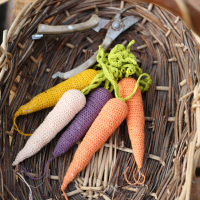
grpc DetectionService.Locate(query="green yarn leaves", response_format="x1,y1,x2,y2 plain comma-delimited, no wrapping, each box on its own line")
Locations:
82,40,152,100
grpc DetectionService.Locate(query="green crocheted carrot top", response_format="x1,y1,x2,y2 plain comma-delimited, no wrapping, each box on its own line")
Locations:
82,40,152,100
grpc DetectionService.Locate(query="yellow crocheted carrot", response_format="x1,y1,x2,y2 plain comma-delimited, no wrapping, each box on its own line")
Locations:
14,69,98,136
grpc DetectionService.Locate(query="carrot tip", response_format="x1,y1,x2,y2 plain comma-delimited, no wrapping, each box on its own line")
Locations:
124,167,145,185
62,190,69,200
13,116,32,136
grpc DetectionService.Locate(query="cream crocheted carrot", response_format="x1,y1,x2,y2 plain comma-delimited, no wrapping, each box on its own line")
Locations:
12,89,86,166
118,77,145,185
14,69,97,136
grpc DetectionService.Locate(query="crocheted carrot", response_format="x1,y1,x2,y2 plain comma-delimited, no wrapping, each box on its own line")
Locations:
61,98,128,198
53,88,112,157
61,44,152,198
13,69,98,136
118,78,145,185
17,88,112,179
12,89,86,166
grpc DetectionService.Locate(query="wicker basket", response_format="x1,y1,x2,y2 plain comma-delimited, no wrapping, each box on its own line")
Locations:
0,0,200,199
13,0,35,20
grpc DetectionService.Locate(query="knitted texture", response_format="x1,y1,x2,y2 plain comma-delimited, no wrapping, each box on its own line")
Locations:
14,69,98,136
53,88,112,157
94,47,152,102
12,90,86,166
82,40,152,96
118,78,145,169
61,98,128,192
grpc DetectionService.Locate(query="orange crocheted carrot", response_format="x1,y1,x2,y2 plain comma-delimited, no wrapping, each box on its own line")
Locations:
61,98,128,199
118,77,145,185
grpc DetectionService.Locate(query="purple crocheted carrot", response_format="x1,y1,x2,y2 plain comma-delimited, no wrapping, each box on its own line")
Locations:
53,88,112,157
17,88,112,180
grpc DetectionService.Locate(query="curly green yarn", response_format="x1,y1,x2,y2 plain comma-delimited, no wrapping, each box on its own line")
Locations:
82,40,152,100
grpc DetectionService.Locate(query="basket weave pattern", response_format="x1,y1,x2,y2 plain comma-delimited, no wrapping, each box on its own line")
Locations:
0,0,200,199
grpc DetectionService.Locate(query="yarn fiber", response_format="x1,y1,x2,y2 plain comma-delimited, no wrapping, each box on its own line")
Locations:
12,89,86,166
82,40,152,95
53,88,112,157
14,69,97,136
61,98,128,192
118,78,145,169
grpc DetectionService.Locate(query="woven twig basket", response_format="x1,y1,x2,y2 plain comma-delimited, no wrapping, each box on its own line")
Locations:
0,0,200,199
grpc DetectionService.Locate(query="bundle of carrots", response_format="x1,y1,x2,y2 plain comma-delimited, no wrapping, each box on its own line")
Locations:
61,41,152,199
13,41,152,197
13,69,97,136
14,41,142,175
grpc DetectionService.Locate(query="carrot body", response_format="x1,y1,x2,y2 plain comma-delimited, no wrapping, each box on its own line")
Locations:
53,88,112,157
118,78,145,170
14,69,98,136
61,98,128,192
12,89,86,166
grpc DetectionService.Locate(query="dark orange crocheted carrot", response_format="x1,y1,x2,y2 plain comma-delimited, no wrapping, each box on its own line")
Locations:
118,77,145,185
61,98,128,199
